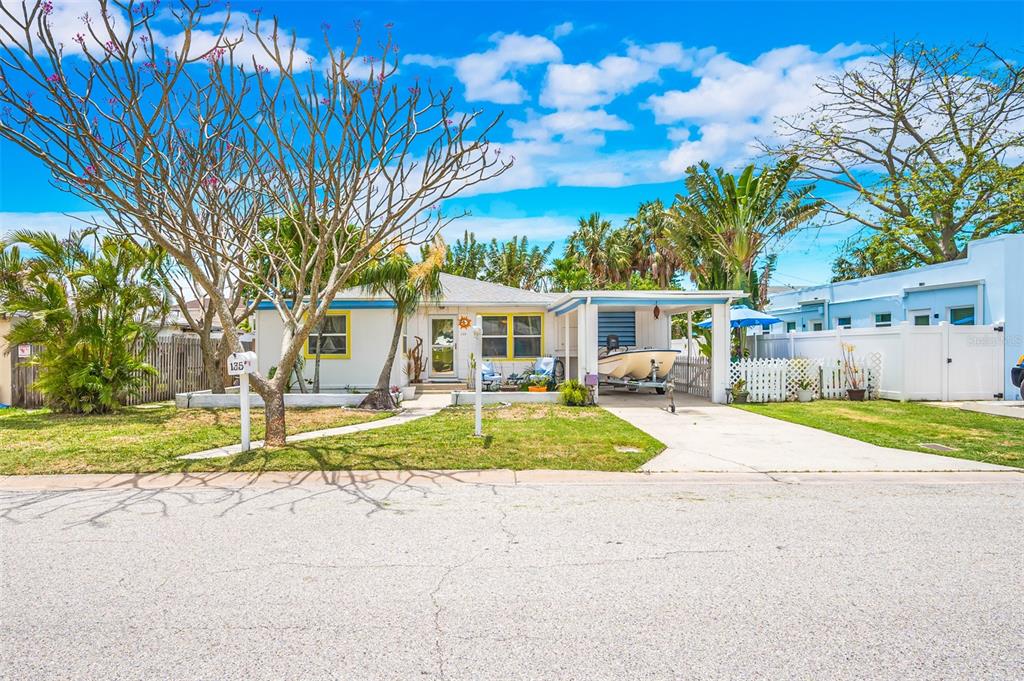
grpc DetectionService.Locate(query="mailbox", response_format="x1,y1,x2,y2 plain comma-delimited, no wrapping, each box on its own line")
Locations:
227,351,258,376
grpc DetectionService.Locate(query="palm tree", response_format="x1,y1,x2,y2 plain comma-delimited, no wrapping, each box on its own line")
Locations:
549,256,593,292
666,157,821,308
566,213,616,285
436,231,487,279
624,200,680,288
358,237,446,410
0,229,168,413
482,237,553,291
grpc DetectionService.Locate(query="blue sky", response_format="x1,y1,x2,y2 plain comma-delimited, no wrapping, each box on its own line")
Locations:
1,0,1022,285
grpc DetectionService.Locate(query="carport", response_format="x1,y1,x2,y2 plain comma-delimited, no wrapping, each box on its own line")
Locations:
548,290,743,404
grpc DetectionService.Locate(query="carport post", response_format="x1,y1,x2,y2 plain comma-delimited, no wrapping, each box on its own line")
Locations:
710,302,731,403
584,299,598,402
564,312,570,382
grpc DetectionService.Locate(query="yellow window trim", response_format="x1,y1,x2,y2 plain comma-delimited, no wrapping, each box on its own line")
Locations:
304,310,351,360
479,312,544,361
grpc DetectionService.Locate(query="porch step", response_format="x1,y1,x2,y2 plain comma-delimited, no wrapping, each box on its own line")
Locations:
415,382,469,393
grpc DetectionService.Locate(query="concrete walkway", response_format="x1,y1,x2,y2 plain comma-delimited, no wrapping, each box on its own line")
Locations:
600,392,1015,473
178,393,449,460
928,400,1024,420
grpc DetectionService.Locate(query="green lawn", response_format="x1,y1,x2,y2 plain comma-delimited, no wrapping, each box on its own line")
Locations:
207,404,664,473
0,405,390,475
0,403,665,475
735,400,1024,468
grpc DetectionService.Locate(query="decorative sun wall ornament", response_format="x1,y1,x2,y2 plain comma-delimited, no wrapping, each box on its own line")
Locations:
458,315,472,329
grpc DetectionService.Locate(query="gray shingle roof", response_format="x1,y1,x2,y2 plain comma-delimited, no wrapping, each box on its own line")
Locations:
437,273,557,305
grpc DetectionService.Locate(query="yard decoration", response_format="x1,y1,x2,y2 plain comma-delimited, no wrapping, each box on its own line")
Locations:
841,343,866,401
0,1,510,445
406,337,427,384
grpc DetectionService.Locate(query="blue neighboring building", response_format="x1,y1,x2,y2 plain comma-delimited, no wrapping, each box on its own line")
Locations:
765,233,1024,399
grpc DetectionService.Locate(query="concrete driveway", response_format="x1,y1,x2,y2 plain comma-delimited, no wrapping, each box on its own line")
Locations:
599,392,1015,473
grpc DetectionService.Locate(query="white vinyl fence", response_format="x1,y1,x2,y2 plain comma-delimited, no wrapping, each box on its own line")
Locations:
729,356,881,403
751,322,1005,401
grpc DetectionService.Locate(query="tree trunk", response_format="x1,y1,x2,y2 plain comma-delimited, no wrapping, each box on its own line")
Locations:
263,387,287,447
216,335,233,393
359,315,404,410
198,328,226,393
313,334,323,393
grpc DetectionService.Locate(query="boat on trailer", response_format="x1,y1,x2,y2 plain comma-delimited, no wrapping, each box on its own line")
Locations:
597,348,680,394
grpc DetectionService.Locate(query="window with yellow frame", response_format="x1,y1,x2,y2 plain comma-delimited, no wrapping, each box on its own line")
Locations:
305,311,351,359
480,313,543,359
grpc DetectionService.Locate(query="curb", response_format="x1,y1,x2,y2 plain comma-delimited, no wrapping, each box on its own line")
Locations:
1,469,1021,492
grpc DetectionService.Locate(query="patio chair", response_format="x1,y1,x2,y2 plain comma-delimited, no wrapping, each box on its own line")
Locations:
480,361,503,391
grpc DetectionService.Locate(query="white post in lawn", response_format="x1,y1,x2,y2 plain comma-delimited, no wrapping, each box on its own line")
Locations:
710,303,731,404
240,373,251,451
227,352,258,451
473,315,483,437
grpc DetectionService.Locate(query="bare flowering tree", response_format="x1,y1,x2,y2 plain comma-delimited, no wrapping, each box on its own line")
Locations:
0,0,510,444
769,41,1024,266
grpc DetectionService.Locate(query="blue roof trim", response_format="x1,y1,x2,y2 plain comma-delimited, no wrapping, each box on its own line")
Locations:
552,299,583,317
256,299,396,310
586,296,731,307
553,295,732,316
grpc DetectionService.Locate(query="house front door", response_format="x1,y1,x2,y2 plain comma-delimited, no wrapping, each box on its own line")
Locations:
429,316,457,378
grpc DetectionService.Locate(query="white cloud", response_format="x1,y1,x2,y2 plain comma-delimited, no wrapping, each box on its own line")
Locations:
508,109,631,145
456,138,671,197
405,33,562,104
0,210,108,237
552,22,574,39
647,43,873,173
540,42,714,110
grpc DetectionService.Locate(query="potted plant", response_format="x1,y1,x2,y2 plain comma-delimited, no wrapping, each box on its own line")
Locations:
796,377,814,402
730,379,749,404
841,343,866,401
400,385,417,401
527,376,549,393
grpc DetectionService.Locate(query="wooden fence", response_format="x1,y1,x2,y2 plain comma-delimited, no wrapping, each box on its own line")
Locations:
9,333,210,409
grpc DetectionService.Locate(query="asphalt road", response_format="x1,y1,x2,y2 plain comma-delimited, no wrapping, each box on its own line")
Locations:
2,475,1023,680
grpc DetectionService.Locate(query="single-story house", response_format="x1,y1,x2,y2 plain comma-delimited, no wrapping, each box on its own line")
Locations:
252,274,742,403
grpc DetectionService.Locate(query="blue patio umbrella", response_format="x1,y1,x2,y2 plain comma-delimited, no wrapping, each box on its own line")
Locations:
695,305,783,329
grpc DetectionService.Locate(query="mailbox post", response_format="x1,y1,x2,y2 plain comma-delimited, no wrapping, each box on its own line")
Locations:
227,351,258,451
472,315,483,437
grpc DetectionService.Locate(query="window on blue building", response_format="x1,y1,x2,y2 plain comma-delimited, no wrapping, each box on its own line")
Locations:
874,313,892,328
786,322,796,332
949,306,975,326
836,316,852,329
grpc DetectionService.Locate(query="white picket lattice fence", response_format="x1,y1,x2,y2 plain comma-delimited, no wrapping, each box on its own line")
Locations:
729,354,882,403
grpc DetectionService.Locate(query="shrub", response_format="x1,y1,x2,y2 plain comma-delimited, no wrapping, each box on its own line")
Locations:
1,230,167,413
559,379,588,406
